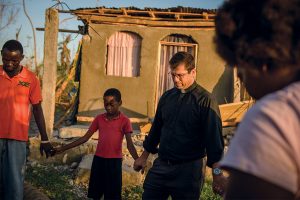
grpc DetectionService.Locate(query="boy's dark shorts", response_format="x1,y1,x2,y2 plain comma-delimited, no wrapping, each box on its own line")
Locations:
88,156,122,200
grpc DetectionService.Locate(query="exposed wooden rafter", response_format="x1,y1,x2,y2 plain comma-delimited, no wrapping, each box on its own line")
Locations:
59,7,216,28
78,15,214,28
70,8,215,19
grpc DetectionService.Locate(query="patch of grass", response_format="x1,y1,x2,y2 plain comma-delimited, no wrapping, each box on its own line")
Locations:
122,185,143,200
26,164,221,200
202,179,222,200
25,165,86,200
121,178,221,200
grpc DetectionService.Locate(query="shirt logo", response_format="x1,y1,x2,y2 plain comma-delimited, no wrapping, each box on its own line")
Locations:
18,81,30,87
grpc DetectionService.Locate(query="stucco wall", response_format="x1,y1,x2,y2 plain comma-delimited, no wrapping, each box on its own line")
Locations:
78,24,232,117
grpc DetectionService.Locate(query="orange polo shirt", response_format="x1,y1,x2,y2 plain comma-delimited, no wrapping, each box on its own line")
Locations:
0,65,42,141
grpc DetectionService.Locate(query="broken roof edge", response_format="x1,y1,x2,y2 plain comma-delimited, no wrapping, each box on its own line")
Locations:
62,6,216,23
78,16,216,29
72,6,217,14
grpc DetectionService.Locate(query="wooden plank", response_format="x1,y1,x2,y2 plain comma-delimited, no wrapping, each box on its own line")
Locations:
149,11,156,18
71,9,215,21
60,8,216,19
110,14,212,22
75,12,212,20
160,41,198,47
75,8,215,18
87,22,215,30
76,116,94,122
203,12,209,20
140,123,152,133
122,8,128,16
129,118,149,123
36,27,80,34
219,101,254,127
98,8,104,15
222,121,238,127
42,8,59,137
78,15,215,28
219,100,253,108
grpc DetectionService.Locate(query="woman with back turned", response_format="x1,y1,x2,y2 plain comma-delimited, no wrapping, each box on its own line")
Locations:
215,0,300,199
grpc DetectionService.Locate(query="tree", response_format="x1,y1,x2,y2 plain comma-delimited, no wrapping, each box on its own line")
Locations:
15,25,22,40
58,34,71,74
0,0,19,32
22,0,37,71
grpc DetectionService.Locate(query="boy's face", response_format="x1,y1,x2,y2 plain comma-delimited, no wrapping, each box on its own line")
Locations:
1,48,24,73
103,95,121,115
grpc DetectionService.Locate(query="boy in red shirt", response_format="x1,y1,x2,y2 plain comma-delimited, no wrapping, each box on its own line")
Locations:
54,88,139,200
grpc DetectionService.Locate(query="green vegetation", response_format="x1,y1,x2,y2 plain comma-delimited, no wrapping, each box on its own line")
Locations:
25,165,86,200
201,179,222,200
122,185,143,199
122,181,221,200
25,164,222,200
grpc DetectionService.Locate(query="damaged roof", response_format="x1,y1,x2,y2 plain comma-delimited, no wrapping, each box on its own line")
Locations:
65,6,216,28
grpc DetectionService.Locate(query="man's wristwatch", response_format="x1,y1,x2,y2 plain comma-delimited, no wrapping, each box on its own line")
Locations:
213,167,222,176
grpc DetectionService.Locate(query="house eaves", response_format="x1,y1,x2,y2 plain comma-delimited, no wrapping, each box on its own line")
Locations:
61,7,216,28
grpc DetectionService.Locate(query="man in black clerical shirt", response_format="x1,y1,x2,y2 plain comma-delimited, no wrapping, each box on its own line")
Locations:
134,51,226,199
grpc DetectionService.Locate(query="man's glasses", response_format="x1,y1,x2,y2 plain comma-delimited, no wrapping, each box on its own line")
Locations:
168,72,189,80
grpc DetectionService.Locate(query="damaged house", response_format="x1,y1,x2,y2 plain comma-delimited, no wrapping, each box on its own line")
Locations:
70,7,244,120
41,7,250,134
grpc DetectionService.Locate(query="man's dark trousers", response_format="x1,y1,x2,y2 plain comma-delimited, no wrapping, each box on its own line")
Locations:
142,157,206,200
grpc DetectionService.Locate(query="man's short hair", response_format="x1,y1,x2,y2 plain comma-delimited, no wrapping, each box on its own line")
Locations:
2,40,23,54
169,51,195,72
215,0,300,71
104,88,122,102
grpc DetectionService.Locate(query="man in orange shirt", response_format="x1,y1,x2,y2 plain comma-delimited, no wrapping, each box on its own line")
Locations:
0,40,54,200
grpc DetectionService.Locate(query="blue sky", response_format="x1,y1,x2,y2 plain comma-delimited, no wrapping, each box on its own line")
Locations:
0,0,223,66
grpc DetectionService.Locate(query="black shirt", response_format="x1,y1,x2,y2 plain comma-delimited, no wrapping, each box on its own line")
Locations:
143,81,224,167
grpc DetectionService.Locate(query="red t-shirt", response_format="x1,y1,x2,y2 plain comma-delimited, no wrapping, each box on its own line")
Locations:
0,66,42,141
88,112,133,158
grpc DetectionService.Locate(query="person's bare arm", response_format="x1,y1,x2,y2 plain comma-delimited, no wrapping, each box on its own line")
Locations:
32,102,48,141
225,168,294,199
55,130,94,154
125,133,139,160
32,102,53,158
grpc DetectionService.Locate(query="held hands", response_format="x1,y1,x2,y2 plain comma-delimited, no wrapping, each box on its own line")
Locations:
39,142,55,158
133,156,147,174
39,142,66,158
133,151,150,174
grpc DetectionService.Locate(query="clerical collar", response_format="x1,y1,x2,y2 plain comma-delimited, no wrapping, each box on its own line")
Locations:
180,81,197,93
